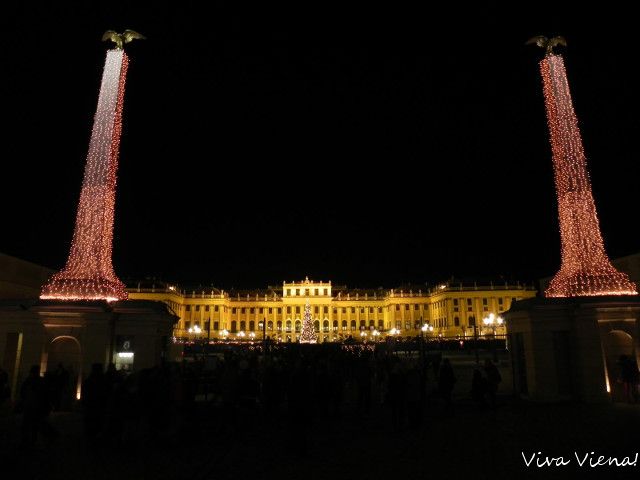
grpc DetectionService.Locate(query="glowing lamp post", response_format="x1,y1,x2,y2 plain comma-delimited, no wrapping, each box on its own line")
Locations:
237,331,246,341
482,313,503,362
482,313,503,336
359,331,368,342
372,330,380,342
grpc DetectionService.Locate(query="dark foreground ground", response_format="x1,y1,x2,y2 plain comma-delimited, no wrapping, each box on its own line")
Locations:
1,393,639,480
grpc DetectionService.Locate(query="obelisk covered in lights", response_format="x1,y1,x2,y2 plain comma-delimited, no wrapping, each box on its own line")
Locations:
530,36,637,297
41,31,144,302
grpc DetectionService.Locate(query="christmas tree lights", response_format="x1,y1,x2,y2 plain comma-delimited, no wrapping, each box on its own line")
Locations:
41,49,130,302
538,54,637,297
299,301,317,344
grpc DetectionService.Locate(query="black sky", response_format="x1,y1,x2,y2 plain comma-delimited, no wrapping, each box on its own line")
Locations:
2,2,639,289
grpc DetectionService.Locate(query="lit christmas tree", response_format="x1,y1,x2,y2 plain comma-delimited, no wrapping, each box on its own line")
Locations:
299,301,317,344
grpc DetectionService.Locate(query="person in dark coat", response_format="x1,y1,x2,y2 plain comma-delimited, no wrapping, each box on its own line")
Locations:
19,365,57,446
437,359,456,407
484,359,502,408
82,363,108,440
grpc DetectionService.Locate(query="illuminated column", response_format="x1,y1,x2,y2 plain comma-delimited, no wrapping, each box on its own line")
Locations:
539,54,636,297
41,50,129,302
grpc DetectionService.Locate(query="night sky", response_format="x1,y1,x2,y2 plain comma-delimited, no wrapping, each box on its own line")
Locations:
3,2,639,289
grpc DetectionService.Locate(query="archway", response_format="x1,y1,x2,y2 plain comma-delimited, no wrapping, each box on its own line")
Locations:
602,330,635,402
45,336,82,406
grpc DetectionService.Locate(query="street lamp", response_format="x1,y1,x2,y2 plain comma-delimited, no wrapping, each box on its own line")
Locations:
482,313,504,362
237,331,246,341
187,324,203,362
482,313,504,336
372,330,380,342
220,329,229,340
420,323,433,355
360,331,368,342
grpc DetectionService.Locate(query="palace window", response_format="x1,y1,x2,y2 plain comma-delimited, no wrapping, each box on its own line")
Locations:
314,320,320,332
268,308,273,314
369,307,374,313
240,321,246,331
232,308,236,314
414,305,419,310
314,289,319,296
405,305,410,311
469,316,476,327
482,298,488,306
467,299,472,306
396,305,400,311
350,320,356,331
185,321,191,330
453,299,459,306
267,321,273,331
323,320,329,332
278,308,282,314
296,306,300,314
305,289,309,296
296,289,300,296
324,289,328,295
277,321,282,331
286,321,292,332
378,319,384,329
378,307,383,313
315,306,319,314
213,321,219,330
250,308,255,314
287,289,291,296
231,321,237,332
249,321,255,331
241,308,245,314
333,320,338,331
214,305,219,312
454,317,459,327
324,306,328,314
205,305,209,312
295,320,301,332
186,305,191,312
360,320,366,328
259,308,263,313
195,305,200,312
342,320,347,331
351,307,355,313
287,307,291,314
343,308,347,314
405,321,411,330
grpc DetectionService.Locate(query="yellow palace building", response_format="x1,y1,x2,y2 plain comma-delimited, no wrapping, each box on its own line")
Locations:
127,277,536,342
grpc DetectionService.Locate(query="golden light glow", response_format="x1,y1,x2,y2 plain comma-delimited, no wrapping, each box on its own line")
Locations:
538,54,637,297
41,50,129,302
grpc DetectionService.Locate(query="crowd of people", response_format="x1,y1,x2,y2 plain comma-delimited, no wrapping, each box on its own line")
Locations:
0,346,518,448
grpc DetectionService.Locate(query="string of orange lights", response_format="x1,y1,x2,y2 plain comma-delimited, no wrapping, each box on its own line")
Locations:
540,54,637,297
41,50,129,302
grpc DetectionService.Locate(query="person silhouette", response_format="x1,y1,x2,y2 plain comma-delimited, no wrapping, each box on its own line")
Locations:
18,365,57,446
484,359,502,408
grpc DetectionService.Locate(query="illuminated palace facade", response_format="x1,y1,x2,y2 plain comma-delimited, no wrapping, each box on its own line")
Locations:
128,277,536,341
